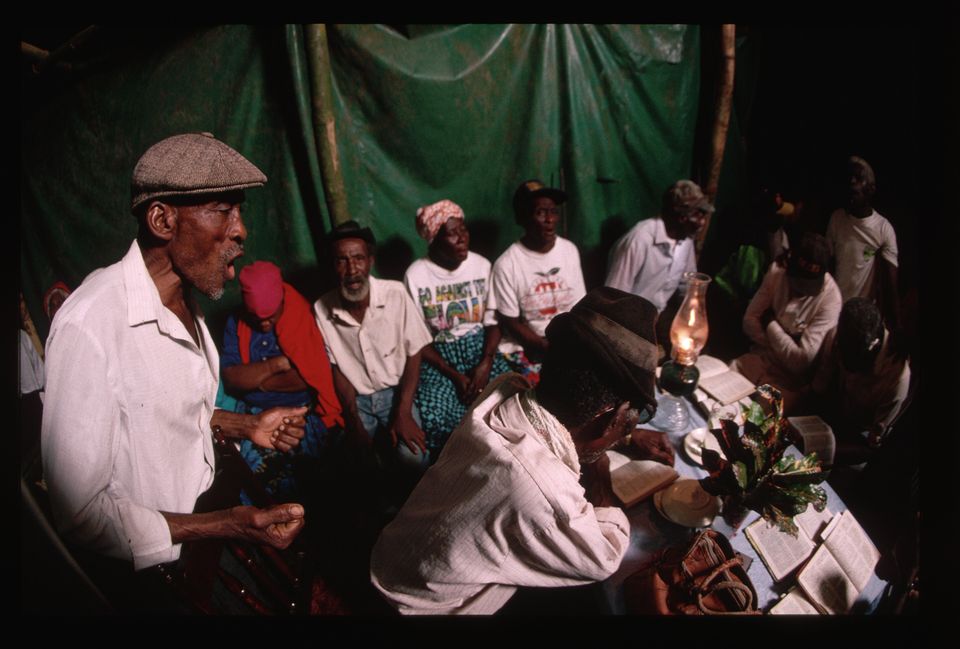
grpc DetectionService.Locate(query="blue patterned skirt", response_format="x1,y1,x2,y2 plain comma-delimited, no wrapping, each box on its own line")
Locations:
415,328,510,460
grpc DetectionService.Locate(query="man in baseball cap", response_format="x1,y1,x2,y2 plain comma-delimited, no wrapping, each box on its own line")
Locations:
42,133,309,611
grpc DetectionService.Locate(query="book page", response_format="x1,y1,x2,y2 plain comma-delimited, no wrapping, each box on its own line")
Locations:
797,544,858,614
607,451,679,508
788,416,836,466
796,505,834,541
695,354,730,379
745,518,816,582
769,588,821,615
822,510,880,592
699,370,756,405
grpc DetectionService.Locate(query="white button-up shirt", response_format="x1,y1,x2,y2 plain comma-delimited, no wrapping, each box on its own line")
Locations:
314,276,432,395
605,217,697,312
41,241,218,570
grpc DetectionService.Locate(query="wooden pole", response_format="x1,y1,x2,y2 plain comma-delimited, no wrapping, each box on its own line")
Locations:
697,24,736,257
304,24,350,228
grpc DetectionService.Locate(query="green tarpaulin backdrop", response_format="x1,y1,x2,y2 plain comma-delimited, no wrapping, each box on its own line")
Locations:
21,24,717,341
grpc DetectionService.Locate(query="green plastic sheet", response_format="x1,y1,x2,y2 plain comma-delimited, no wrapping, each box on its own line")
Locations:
21,24,703,340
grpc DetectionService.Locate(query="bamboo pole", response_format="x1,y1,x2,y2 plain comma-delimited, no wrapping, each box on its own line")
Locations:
697,24,737,257
304,24,350,228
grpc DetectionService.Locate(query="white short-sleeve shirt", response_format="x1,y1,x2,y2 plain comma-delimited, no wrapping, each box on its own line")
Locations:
826,208,898,302
314,276,432,395
403,252,495,343
604,216,697,313
488,238,586,355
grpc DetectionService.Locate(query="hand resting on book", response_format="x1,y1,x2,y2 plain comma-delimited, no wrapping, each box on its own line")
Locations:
619,428,675,467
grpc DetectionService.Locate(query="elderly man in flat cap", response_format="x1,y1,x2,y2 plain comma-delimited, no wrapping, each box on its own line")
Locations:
370,287,674,615
42,133,308,609
605,180,712,357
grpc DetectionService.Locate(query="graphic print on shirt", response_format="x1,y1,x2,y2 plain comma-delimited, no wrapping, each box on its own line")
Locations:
862,247,877,261
520,267,575,321
417,278,486,343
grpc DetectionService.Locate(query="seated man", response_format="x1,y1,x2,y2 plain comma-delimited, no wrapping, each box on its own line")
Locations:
370,287,674,615
812,297,911,465
221,260,344,503
488,179,587,384
41,133,308,610
605,179,712,355
313,221,433,474
730,232,842,414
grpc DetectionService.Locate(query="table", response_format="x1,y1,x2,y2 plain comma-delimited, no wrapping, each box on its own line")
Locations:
601,391,888,614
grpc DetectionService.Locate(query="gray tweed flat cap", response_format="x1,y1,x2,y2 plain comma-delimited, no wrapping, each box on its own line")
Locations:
131,132,267,212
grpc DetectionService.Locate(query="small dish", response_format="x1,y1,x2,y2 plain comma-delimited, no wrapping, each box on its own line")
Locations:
655,479,721,528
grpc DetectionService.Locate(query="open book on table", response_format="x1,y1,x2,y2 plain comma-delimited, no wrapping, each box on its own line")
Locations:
751,509,880,614
795,510,881,614
691,355,756,419
745,504,834,582
606,449,679,508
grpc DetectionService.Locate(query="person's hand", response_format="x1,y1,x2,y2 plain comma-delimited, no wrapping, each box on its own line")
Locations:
464,356,494,404
230,503,305,549
581,452,616,508
390,411,427,456
344,413,373,451
269,354,292,374
760,308,777,329
249,406,308,452
450,371,471,401
625,428,675,467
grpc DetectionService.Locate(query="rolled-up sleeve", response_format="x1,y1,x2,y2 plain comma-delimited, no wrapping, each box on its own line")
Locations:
490,256,520,319
605,231,644,293
41,321,175,570
401,290,432,357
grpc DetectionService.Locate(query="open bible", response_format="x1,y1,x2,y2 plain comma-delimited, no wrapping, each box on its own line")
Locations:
691,355,756,419
752,509,880,614
745,505,834,582
606,449,679,508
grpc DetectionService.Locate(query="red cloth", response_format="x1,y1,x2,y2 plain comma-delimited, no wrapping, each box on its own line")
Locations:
237,282,343,428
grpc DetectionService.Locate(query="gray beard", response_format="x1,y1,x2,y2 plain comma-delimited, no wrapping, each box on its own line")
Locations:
340,278,370,303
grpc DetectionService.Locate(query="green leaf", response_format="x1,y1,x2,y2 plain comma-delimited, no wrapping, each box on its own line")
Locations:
732,461,750,490
760,503,799,537
741,428,768,479
774,453,823,475
743,401,766,428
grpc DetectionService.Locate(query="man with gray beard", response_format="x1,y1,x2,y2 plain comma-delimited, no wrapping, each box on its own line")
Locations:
313,221,433,485
41,133,308,609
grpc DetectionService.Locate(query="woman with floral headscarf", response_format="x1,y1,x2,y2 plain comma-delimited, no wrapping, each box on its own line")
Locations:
403,199,511,460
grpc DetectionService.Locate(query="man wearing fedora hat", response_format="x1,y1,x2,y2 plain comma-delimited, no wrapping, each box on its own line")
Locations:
42,133,308,603
370,287,674,614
